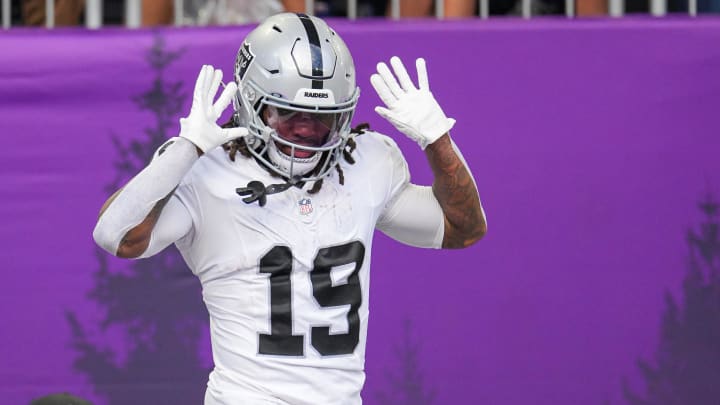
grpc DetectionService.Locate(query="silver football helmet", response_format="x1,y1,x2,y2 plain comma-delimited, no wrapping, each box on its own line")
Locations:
233,13,360,181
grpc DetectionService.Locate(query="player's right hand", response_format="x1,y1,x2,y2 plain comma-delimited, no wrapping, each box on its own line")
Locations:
179,65,247,153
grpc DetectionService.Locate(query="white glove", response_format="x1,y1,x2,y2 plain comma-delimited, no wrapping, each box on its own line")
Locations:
370,56,455,149
179,65,247,153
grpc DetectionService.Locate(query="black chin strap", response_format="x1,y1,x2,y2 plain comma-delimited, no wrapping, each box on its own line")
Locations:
236,177,303,207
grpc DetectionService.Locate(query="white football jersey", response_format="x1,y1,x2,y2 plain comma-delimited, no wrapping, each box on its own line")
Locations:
172,131,410,405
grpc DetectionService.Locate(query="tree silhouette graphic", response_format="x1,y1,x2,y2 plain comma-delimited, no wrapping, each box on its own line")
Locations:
374,319,436,405
67,35,211,405
623,194,720,405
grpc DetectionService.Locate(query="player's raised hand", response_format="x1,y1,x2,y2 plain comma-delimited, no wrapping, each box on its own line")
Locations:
370,56,455,149
179,65,247,153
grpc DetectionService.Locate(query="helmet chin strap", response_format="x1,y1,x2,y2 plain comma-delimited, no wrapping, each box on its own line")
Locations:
236,142,317,207
236,177,303,207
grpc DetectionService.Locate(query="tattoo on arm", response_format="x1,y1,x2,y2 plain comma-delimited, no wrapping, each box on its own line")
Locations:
425,135,486,248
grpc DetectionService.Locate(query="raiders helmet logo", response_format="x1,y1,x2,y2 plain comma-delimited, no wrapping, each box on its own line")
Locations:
235,42,254,80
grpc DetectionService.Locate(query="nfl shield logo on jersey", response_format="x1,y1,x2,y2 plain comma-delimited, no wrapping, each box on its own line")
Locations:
298,198,313,215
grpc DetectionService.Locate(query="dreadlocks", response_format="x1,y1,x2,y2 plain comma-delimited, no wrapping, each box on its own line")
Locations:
220,119,368,194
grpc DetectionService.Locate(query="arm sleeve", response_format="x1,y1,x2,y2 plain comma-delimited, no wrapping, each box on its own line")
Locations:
92,137,198,256
138,194,193,258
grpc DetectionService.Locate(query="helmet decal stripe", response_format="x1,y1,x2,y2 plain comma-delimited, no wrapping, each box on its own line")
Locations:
297,13,324,89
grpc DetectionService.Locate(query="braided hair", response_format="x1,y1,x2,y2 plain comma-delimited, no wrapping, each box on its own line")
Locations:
221,119,369,194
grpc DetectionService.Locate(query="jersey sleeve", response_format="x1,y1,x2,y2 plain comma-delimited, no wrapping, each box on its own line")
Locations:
375,136,444,248
378,135,411,204
167,164,201,243
376,184,444,248
138,194,193,258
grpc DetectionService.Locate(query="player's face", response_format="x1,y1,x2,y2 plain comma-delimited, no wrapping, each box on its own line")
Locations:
263,106,333,158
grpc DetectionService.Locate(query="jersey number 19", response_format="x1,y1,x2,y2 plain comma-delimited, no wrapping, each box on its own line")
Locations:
258,241,365,357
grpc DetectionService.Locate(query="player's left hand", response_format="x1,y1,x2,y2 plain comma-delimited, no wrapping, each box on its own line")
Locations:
370,56,455,149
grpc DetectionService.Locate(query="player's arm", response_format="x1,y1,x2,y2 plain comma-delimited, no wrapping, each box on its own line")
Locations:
94,151,190,259
93,65,246,258
371,56,486,249
376,146,485,249
97,185,194,258
424,134,486,248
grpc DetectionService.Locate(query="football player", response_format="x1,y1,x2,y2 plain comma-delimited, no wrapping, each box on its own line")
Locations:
93,12,486,405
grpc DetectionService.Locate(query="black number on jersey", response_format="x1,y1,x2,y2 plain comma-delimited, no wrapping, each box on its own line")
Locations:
258,246,304,356
258,241,365,357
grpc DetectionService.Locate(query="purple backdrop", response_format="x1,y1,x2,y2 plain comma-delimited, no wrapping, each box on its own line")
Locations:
1,16,720,405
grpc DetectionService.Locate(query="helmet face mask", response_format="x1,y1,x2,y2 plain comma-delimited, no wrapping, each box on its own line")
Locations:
232,13,360,181
263,105,342,158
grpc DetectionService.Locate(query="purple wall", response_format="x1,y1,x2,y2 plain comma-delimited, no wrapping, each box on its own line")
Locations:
1,17,720,405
